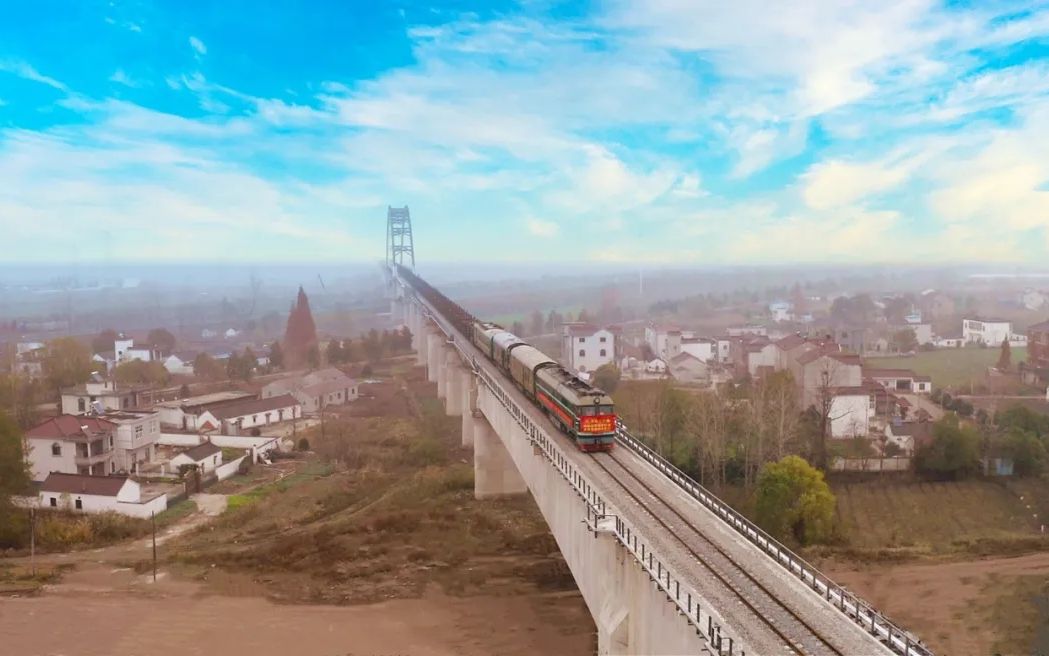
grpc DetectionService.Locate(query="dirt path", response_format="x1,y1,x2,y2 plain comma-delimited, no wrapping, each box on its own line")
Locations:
827,552,1049,654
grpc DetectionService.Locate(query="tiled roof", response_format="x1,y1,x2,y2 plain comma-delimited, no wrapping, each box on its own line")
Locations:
775,334,808,350
25,415,116,440
1029,320,1049,332
40,473,128,497
209,393,299,420
864,367,919,378
179,441,222,462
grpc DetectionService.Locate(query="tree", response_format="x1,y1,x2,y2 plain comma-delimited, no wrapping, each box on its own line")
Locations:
306,344,320,369
269,341,284,369
282,286,319,369
146,328,176,353
42,337,93,393
226,349,255,381
326,339,344,365
754,455,836,545
91,329,119,354
592,364,621,394
891,328,918,353
0,411,29,549
1003,429,1047,476
577,308,592,323
362,329,383,362
529,310,545,336
178,383,191,399
511,320,525,336
0,373,42,428
114,360,170,386
914,415,981,479
193,353,224,380
545,310,564,334
997,338,1012,371
996,404,1049,438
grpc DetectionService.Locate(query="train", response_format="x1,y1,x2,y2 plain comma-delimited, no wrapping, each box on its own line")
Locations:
471,320,617,452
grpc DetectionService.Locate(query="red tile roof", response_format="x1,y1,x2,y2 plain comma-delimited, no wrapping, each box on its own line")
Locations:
25,415,116,440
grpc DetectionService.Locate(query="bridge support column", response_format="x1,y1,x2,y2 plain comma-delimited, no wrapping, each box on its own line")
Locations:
426,331,442,383
473,415,527,499
436,344,450,399
460,371,477,447
443,354,463,416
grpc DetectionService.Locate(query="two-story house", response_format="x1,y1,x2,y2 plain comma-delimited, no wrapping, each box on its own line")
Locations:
562,324,619,374
102,409,161,473
60,373,148,414
963,318,1013,346
24,415,117,481
644,324,682,360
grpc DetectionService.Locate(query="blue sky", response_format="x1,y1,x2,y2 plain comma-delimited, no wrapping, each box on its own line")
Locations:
1,1,1048,265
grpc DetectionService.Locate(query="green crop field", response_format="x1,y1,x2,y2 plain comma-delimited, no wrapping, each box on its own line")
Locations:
865,346,1027,389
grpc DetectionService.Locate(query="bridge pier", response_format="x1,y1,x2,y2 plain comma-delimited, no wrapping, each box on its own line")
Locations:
443,352,463,416
473,414,527,499
460,371,477,447
426,330,442,383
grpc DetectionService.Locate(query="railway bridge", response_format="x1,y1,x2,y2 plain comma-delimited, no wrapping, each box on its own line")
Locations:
382,209,929,656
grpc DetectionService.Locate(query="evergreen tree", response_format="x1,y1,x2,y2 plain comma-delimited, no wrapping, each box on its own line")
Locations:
269,341,284,369
282,286,319,369
997,338,1012,371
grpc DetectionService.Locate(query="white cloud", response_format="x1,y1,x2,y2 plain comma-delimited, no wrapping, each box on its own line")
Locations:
527,219,559,237
108,69,141,88
801,159,909,210
189,36,207,56
0,59,67,90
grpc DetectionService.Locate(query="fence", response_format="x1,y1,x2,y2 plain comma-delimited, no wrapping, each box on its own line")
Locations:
831,457,912,472
214,455,247,482
616,430,931,656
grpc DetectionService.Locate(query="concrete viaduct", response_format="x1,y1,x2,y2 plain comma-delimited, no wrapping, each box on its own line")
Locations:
389,266,930,656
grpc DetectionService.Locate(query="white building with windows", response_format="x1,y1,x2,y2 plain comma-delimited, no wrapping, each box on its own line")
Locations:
680,336,716,362
170,441,223,475
60,373,148,414
562,324,618,374
38,473,167,518
644,324,682,360
962,318,1013,346
102,409,161,474
829,389,873,438
24,415,117,481
208,394,302,434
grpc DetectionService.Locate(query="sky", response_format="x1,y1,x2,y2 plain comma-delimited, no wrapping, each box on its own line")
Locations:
1,1,1048,266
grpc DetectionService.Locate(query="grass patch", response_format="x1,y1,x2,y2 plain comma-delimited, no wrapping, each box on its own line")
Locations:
865,346,1027,389
156,499,197,527
226,461,335,512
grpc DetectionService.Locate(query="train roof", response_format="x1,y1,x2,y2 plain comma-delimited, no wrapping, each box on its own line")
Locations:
493,331,526,349
537,365,614,405
510,344,556,371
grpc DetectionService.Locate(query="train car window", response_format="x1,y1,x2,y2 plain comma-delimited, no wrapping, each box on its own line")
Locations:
579,406,597,416
600,405,614,414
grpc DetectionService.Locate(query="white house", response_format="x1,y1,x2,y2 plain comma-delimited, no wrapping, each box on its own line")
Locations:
885,421,933,455
224,328,240,339
60,373,148,414
162,354,195,375
209,394,302,434
645,359,667,375
667,352,709,383
963,318,1013,346
262,368,359,413
156,391,255,430
24,415,117,481
829,389,873,438
769,301,793,322
680,337,716,362
102,409,161,474
645,324,682,360
170,440,223,475
114,336,159,363
38,473,167,518
562,324,618,374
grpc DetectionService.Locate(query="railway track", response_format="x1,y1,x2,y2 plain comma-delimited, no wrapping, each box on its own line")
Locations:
592,450,846,656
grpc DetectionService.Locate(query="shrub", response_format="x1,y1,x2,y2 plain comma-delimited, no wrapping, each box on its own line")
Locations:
753,455,836,546
914,415,981,479
297,438,311,451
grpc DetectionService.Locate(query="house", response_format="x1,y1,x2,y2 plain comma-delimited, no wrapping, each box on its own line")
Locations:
726,326,767,337
645,359,667,375
933,334,964,348
1028,320,1049,368
100,409,161,474
715,336,733,363
891,322,933,346
769,301,793,322
60,373,149,414
162,353,195,376
829,388,874,438
24,415,117,481
885,421,934,455
744,338,777,377
680,336,717,362
795,349,862,407
645,324,682,360
262,368,359,413
38,473,167,518
863,367,932,394
201,328,218,339
155,391,255,430
224,328,240,339
561,324,619,374
667,352,710,383
208,394,302,434
170,440,223,475
114,336,160,363
963,318,1013,346
92,351,117,373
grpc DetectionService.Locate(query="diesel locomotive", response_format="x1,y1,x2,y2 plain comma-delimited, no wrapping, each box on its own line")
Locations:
471,321,617,452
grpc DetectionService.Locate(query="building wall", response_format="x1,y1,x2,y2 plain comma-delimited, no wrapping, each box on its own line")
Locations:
800,358,862,407
747,344,777,376
26,437,77,481
60,391,129,415
112,414,160,472
830,395,871,438
221,404,301,432
680,340,715,362
963,319,1012,345
1029,327,1049,367
567,329,616,373
170,451,223,474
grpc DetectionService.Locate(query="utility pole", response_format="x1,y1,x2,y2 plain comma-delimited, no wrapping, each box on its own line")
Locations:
29,507,36,577
151,511,157,583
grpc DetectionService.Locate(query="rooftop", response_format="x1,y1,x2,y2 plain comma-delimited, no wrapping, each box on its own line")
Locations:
209,393,299,420
157,390,254,410
864,367,920,379
178,440,222,462
26,415,116,440
40,473,129,497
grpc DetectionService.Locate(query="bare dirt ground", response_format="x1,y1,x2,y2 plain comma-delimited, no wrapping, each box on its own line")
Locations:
826,552,1049,655
0,559,591,656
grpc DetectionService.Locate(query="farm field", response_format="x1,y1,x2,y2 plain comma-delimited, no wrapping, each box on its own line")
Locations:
865,346,1027,389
